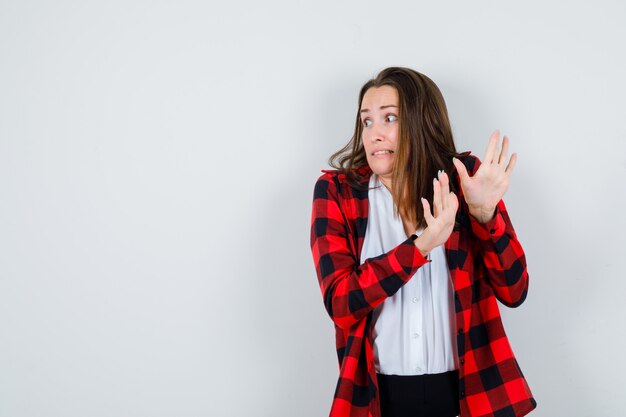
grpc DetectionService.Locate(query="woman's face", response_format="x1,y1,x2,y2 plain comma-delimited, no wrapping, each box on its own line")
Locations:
360,85,399,190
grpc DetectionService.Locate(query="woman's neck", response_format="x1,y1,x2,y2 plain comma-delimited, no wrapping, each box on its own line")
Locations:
379,175,393,193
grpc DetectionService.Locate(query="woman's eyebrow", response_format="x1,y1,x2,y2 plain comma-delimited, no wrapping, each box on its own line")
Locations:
360,105,398,113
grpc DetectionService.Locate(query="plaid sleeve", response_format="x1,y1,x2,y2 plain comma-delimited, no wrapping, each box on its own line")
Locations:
466,167,530,308
310,173,430,329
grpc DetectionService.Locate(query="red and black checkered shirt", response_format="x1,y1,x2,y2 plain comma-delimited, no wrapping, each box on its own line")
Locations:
310,153,536,417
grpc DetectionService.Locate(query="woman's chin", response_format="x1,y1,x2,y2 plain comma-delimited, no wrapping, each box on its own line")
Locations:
368,160,393,176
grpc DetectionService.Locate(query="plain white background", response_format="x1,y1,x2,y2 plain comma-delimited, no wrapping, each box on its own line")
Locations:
1,1,624,416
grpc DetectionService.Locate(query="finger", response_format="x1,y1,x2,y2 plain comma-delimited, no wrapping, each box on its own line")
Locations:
439,170,450,211
499,135,510,166
452,157,470,182
483,129,500,164
446,191,459,222
433,177,441,218
505,152,518,177
421,197,433,225
449,191,459,213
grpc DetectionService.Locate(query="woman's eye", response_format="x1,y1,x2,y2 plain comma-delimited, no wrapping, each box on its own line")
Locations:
387,114,397,122
363,119,372,127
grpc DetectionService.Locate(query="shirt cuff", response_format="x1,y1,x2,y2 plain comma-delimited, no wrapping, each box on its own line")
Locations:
469,205,505,240
408,233,432,263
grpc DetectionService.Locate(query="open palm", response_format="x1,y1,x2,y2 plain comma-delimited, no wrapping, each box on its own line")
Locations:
452,130,517,213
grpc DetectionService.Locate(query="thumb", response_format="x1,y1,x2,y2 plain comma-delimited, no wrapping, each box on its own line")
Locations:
421,197,433,224
452,157,470,184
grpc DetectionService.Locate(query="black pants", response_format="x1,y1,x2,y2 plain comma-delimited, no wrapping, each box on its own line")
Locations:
376,370,460,417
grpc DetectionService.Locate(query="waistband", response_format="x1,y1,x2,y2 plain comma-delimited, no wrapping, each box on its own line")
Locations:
376,370,459,386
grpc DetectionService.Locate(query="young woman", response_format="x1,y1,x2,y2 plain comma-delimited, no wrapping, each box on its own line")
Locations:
310,67,536,417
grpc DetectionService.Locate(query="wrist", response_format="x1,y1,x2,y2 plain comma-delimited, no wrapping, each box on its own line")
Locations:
468,205,496,224
413,236,431,258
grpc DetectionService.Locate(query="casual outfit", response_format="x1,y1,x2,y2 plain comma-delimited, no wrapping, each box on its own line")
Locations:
365,172,460,417
363,173,458,376
309,153,536,417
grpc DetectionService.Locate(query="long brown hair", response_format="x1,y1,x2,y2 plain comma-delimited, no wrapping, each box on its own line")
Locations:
328,66,471,230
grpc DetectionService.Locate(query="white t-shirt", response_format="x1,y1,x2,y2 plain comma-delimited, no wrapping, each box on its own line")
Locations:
361,173,459,375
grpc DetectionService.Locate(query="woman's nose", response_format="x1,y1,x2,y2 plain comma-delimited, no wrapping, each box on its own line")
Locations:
371,124,386,142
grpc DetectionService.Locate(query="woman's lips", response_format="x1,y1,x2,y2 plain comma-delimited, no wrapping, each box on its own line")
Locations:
372,152,394,158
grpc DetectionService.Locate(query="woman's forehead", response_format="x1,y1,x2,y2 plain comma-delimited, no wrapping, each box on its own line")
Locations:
361,85,399,109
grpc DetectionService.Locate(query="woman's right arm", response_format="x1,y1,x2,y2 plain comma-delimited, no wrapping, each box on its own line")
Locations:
310,173,431,330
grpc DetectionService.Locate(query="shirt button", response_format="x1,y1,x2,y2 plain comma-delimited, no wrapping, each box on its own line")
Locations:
489,228,496,234
460,358,465,365
458,328,464,335
413,333,420,338
412,297,419,303
415,366,422,372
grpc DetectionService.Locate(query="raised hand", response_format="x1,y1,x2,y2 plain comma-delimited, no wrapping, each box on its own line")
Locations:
414,170,459,256
452,130,517,223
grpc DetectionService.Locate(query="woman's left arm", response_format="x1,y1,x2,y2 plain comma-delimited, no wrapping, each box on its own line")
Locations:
468,198,529,308
452,131,529,307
